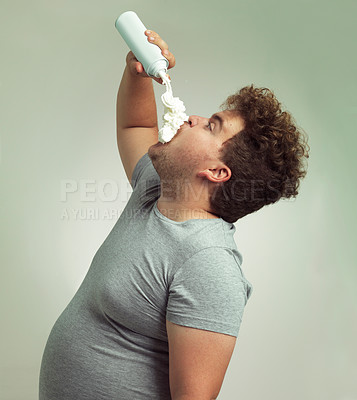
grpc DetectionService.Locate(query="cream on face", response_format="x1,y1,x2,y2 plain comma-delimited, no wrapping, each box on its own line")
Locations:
158,74,189,143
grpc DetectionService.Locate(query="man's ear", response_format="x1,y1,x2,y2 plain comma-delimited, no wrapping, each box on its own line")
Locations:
197,166,231,183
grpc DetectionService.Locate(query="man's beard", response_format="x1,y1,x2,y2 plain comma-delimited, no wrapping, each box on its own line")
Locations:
148,145,195,201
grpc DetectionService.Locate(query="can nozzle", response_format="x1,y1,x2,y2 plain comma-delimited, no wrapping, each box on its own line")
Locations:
158,69,168,83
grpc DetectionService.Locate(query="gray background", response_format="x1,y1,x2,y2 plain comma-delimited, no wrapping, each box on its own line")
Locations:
1,0,356,399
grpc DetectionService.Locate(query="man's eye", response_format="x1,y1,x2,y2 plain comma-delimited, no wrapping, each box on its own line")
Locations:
207,122,213,131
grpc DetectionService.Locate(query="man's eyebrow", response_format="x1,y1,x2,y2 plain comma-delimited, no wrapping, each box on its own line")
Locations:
210,113,224,132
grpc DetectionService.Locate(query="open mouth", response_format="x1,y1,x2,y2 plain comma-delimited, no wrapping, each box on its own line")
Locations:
175,121,190,135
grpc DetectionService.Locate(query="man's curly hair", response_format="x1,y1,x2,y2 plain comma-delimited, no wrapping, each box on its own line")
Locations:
210,85,310,223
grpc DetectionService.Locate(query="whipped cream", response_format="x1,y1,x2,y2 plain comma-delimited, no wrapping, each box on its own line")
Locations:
158,74,189,143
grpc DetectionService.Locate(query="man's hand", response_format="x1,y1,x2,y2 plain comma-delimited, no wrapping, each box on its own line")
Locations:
125,30,176,84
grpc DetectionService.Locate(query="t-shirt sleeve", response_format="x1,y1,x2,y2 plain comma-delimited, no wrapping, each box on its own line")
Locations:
128,153,161,208
166,247,251,337
130,152,160,190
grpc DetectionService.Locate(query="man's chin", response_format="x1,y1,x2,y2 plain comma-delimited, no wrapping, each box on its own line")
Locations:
150,138,171,149
149,141,165,151
148,141,165,160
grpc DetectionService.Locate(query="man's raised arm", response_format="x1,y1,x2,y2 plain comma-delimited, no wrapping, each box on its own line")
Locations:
116,31,175,182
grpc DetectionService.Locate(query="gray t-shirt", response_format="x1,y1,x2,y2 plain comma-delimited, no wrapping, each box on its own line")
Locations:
39,153,253,400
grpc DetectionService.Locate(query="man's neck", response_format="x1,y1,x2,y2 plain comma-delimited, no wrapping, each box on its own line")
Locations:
156,197,219,222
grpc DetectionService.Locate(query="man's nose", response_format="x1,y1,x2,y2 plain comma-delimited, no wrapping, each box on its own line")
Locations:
188,115,209,127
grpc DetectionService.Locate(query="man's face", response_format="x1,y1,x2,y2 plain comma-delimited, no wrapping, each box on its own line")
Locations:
148,110,245,182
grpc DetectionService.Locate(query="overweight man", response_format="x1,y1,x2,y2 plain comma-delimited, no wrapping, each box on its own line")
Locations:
39,30,309,399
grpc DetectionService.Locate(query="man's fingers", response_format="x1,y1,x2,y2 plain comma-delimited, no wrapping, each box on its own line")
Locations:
135,62,144,74
162,49,176,69
126,51,146,76
145,30,169,50
144,29,176,70
126,28,176,79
